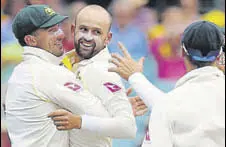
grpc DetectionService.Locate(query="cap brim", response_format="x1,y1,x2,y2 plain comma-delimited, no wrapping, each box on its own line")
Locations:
40,14,68,28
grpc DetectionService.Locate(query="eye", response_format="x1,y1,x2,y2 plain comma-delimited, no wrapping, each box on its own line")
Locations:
93,30,101,35
80,27,88,32
47,27,58,33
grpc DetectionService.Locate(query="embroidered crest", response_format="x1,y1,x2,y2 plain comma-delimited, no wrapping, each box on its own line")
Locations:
44,7,56,16
104,82,121,93
64,82,81,91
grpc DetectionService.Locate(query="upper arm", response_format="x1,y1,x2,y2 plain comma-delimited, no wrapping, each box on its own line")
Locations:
80,64,137,137
83,65,132,116
34,66,89,114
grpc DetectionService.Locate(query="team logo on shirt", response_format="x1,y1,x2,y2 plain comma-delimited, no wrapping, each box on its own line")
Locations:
104,82,121,93
64,82,81,91
143,128,152,144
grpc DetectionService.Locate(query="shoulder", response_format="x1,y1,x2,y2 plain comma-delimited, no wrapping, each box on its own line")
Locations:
89,61,121,80
30,61,76,82
81,61,125,91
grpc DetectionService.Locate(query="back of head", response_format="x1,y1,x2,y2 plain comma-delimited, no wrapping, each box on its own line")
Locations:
181,21,224,66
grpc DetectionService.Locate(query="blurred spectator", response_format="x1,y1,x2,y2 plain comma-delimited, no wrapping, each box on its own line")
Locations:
1,0,7,20
108,0,149,60
62,0,87,52
201,9,225,28
25,0,46,5
131,0,158,33
148,6,187,91
180,0,200,25
1,0,25,44
218,0,225,11
1,0,25,84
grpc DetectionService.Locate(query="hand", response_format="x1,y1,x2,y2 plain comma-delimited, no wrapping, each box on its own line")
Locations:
108,42,145,80
48,109,82,130
217,64,225,73
126,88,148,116
65,49,80,65
129,96,148,116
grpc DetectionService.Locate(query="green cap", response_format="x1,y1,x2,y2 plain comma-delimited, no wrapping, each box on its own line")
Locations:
12,4,68,39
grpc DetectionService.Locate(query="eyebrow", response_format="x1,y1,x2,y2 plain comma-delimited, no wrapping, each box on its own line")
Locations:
79,25,102,31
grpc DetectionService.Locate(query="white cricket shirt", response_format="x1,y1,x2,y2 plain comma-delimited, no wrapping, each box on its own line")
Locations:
68,48,137,147
129,67,225,147
5,46,110,147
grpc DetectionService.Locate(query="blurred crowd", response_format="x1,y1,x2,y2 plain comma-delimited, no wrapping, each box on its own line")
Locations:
1,0,225,147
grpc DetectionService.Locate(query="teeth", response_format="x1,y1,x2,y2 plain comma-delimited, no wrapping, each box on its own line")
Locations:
82,42,92,47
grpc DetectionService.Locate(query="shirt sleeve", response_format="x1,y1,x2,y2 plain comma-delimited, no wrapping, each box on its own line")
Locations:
80,64,137,138
128,72,166,109
148,100,173,147
34,66,90,114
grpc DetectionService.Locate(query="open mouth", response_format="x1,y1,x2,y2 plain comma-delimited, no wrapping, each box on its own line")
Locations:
80,41,94,50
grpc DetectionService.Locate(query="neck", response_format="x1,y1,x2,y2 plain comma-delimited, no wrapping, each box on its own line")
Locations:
184,58,217,73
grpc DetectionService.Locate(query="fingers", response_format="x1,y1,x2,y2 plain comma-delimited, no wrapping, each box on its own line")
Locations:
136,100,146,106
56,125,68,130
111,53,123,62
129,96,142,105
54,120,68,126
109,58,120,67
51,116,68,121
138,57,145,66
136,104,147,110
108,67,119,73
126,87,133,96
135,108,148,116
48,109,68,117
129,98,136,105
118,42,131,58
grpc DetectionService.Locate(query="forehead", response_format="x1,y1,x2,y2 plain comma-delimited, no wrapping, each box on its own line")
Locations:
76,12,110,30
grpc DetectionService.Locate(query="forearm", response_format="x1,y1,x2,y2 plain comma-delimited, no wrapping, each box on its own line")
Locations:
128,72,166,108
81,115,136,139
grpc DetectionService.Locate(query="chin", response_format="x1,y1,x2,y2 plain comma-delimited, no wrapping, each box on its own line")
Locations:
55,51,64,57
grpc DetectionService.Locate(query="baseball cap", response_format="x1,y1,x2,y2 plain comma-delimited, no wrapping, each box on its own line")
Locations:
181,21,224,62
12,4,68,39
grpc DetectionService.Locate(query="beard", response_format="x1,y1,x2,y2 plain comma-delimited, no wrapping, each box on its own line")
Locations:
74,38,96,59
74,38,105,60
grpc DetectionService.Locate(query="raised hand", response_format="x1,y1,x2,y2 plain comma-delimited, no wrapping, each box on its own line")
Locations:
108,42,145,80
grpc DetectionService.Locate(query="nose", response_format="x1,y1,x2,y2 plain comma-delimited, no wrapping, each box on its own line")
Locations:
84,31,93,41
55,28,65,40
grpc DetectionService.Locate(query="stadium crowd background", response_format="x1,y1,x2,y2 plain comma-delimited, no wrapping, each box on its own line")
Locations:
1,0,225,147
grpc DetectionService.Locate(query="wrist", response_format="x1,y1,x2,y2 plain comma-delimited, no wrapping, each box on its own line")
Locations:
73,115,82,129
128,72,142,82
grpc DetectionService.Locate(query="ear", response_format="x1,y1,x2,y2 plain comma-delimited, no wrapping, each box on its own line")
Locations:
181,46,186,57
71,24,76,38
104,32,112,46
24,35,37,46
